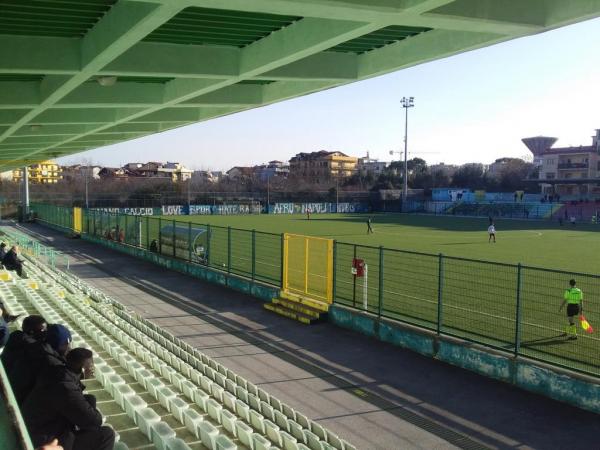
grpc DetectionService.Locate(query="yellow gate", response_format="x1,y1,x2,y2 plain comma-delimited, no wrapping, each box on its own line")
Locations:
282,233,333,303
73,207,83,234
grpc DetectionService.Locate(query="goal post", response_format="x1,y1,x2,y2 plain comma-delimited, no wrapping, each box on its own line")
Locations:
282,233,333,303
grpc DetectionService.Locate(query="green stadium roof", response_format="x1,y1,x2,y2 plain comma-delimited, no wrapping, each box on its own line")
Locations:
1,0,600,171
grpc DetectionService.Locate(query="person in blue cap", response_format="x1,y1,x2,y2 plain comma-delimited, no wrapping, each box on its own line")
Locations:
8,323,71,404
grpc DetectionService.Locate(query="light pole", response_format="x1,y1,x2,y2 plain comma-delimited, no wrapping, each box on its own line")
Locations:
400,96,414,204
84,169,89,209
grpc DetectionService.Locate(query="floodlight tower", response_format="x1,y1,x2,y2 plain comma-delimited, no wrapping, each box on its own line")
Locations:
401,96,414,203
390,97,414,206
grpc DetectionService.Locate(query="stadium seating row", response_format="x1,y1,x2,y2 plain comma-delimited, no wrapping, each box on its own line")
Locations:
0,228,355,450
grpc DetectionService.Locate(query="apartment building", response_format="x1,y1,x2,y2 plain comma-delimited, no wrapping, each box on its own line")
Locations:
12,160,62,184
289,151,358,181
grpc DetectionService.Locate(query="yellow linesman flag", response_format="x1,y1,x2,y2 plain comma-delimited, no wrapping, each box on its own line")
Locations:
580,315,594,334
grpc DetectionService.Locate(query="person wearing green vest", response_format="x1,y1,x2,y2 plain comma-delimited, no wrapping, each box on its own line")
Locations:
559,279,584,340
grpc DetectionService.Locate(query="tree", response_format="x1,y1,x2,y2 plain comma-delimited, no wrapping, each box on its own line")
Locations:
498,159,535,192
451,164,485,189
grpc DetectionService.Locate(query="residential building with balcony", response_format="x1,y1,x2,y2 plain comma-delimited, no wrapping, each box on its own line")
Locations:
357,152,388,176
12,160,62,184
289,151,358,182
524,130,600,196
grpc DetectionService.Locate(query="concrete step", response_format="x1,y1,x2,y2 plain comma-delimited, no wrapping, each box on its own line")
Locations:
263,303,317,325
272,297,322,319
279,291,330,312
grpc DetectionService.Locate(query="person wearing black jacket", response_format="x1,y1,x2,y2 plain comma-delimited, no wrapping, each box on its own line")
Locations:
1,315,47,372
22,347,115,450
9,323,71,405
2,245,26,278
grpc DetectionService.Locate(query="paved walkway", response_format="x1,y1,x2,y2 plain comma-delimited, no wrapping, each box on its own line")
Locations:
13,223,600,450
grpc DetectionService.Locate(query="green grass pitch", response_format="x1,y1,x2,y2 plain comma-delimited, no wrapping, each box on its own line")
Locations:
145,213,600,376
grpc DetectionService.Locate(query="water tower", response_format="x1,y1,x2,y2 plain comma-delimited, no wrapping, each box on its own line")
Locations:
521,136,558,166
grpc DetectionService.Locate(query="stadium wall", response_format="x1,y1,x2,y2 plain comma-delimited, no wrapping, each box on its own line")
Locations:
82,234,279,302
329,304,600,415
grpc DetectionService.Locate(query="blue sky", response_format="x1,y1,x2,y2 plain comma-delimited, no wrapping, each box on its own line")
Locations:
61,17,600,171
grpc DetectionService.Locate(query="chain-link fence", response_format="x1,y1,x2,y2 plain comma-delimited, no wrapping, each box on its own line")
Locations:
334,242,600,376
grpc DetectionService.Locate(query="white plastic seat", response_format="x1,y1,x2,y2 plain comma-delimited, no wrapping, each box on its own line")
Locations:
124,395,147,422
183,408,204,438
249,410,265,434
260,402,274,422
325,431,343,450
166,438,193,450
209,383,223,403
274,410,290,432
281,431,299,450
106,374,125,397
181,380,196,401
199,420,219,450
303,431,323,450
253,433,272,450
235,420,254,449
247,394,260,412
235,400,250,422
157,386,177,410
171,372,187,391
206,398,223,424
135,369,155,389
264,419,282,447
96,365,115,386
115,384,135,409
169,396,189,423
311,423,326,441
194,389,209,412
152,421,176,450
222,391,237,413
220,409,237,437
215,434,238,450
281,403,296,421
289,421,306,444
147,378,165,399
136,407,161,438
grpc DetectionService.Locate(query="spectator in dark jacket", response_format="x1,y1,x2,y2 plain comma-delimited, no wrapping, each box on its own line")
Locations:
22,348,114,450
0,242,7,265
2,245,26,278
1,315,47,373
9,323,71,404
0,307,8,349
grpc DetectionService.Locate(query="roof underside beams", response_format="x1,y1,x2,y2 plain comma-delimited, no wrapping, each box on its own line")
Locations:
0,0,599,170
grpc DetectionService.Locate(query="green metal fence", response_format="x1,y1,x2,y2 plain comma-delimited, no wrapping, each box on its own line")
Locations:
334,241,600,376
31,204,600,378
83,209,282,286
30,203,74,231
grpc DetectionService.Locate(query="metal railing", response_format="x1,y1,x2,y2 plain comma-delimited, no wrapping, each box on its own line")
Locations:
334,242,600,377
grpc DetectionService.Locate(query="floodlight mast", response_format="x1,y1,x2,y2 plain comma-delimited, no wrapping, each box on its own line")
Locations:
400,96,414,207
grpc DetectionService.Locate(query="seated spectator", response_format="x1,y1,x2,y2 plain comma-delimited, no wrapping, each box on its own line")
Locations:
1,315,47,373
22,347,114,450
0,300,24,348
9,323,71,404
0,304,8,349
0,242,7,267
2,245,27,278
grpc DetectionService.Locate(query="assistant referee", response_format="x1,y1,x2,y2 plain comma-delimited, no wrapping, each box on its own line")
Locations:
559,279,583,340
